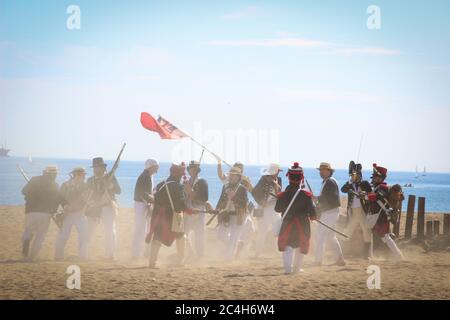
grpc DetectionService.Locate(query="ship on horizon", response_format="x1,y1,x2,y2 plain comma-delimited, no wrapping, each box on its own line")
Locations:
0,147,10,157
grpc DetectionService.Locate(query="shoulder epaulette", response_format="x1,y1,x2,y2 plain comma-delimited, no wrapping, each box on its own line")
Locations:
301,190,313,198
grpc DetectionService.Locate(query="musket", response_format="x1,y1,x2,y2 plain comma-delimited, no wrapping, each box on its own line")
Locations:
205,209,222,226
305,178,349,238
349,189,396,222
17,164,62,230
206,182,241,227
17,164,29,182
316,219,349,239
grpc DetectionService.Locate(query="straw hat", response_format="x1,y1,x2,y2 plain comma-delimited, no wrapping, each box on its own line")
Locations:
43,165,58,174
228,166,243,176
317,162,335,172
261,163,282,176
70,167,86,175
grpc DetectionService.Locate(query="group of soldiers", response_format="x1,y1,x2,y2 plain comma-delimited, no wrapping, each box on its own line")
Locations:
21,155,405,274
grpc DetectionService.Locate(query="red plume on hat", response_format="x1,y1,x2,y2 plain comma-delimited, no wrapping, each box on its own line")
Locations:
287,162,304,182
373,163,388,177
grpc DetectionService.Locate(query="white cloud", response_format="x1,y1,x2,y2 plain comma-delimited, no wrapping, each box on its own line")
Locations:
221,5,265,20
274,88,389,105
337,46,402,56
205,36,402,56
205,38,332,48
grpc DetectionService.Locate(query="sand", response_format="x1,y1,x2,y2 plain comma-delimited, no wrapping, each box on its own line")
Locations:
0,205,449,300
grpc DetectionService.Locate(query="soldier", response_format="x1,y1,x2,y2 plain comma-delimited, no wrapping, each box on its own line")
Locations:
215,166,249,261
252,163,282,258
183,160,209,262
314,162,346,266
146,163,188,268
216,158,254,258
132,159,159,259
275,162,317,274
341,162,373,259
367,164,404,260
22,165,61,262
85,157,121,260
55,167,88,261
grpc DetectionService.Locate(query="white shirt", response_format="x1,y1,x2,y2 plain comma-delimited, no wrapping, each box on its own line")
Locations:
351,183,362,209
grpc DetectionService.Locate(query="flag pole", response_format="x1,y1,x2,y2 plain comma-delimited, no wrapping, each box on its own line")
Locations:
187,136,232,168
170,116,231,167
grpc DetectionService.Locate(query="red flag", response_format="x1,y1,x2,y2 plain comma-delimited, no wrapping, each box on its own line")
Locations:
140,112,189,140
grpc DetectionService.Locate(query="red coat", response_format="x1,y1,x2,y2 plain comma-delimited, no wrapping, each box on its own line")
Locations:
275,185,317,253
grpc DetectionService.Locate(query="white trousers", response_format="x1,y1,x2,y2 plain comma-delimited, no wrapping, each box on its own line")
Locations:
240,215,254,244
132,201,151,258
345,207,372,243
314,208,344,263
185,206,206,260
217,216,244,261
255,204,278,256
381,234,404,261
22,212,52,261
283,246,304,274
55,211,88,260
86,206,117,259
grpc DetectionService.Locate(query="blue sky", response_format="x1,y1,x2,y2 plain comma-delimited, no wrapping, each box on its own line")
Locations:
1,0,449,172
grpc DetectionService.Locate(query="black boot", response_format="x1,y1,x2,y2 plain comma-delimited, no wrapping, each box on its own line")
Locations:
22,239,30,258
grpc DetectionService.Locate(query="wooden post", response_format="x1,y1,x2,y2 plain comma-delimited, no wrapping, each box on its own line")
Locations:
433,220,440,236
426,221,433,238
417,197,426,240
393,199,403,237
444,214,450,236
404,195,416,239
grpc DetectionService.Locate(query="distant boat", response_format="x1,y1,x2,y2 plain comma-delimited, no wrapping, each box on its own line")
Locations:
28,155,33,164
0,147,10,157
403,183,414,188
415,165,419,179
422,166,427,176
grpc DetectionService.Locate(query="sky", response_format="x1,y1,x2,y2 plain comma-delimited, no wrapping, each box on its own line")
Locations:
0,0,449,172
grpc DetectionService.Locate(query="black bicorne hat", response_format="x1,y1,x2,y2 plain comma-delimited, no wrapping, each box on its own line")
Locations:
349,160,362,176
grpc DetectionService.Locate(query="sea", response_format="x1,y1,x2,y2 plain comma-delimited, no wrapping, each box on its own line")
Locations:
1,157,449,213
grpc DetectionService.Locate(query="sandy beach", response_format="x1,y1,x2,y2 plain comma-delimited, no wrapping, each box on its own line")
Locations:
0,205,449,300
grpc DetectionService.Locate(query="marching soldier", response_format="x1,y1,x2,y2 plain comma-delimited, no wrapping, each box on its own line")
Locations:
275,162,317,274
146,163,188,268
367,163,404,260
85,157,121,260
21,165,61,261
55,167,88,261
183,160,209,261
252,163,282,258
314,162,346,266
215,166,249,261
341,162,373,259
132,159,159,259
